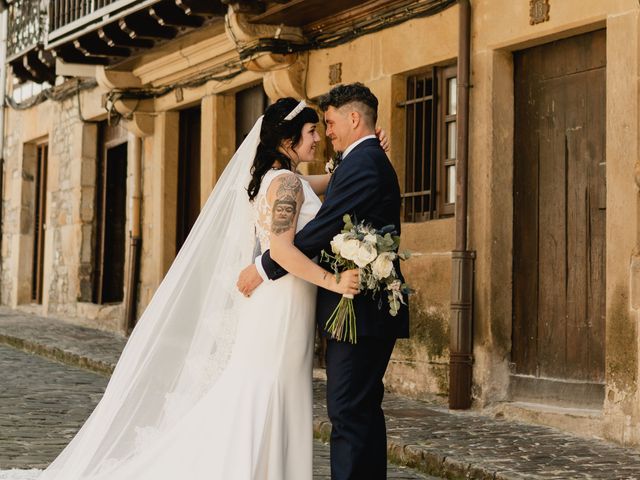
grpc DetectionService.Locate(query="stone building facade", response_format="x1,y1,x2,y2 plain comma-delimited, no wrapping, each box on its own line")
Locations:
2,0,640,446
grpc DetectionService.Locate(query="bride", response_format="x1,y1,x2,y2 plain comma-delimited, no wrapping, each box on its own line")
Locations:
0,98,365,480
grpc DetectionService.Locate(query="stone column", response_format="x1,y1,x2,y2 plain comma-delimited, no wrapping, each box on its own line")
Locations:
76,122,98,304
467,48,514,406
151,111,180,285
603,9,640,446
200,93,235,206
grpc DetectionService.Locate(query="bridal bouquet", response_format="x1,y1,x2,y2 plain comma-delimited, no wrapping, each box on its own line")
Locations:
320,214,412,344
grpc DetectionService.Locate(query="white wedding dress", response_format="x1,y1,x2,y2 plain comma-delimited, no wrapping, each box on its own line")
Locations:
0,119,322,480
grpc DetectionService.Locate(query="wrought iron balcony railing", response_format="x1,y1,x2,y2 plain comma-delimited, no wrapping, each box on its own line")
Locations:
47,0,229,47
5,0,225,84
49,0,114,34
47,0,162,46
6,0,46,60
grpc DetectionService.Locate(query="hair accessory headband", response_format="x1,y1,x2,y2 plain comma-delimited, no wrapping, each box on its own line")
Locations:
283,100,307,121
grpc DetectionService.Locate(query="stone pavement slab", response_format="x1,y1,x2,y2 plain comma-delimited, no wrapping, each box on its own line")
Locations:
0,307,124,375
3,309,640,479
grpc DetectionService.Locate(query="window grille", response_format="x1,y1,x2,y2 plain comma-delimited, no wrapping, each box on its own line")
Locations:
399,65,457,222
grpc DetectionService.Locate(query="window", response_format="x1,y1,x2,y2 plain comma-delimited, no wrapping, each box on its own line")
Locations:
400,65,457,222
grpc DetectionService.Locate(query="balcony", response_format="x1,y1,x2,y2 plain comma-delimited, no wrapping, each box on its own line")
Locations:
6,0,227,84
6,0,55,84
5,0,456,85
47,0,226,61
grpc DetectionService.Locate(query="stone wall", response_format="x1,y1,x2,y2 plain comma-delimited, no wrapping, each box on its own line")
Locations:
1,91,123,331
46,97,82,316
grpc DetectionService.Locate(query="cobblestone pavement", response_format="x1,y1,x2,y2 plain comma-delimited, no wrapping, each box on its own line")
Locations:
3,310,640,479
0,344,108,470
0,344,431,479
312,440,435,479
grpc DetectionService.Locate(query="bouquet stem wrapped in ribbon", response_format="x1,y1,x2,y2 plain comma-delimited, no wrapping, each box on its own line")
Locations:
320,214,412,344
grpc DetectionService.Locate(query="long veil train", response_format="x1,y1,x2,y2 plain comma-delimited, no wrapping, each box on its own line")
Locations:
33,117,264,479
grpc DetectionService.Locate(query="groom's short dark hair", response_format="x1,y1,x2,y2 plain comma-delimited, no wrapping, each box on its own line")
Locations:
319,83,378,127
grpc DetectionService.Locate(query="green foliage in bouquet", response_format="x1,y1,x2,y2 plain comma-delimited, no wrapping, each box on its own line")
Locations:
320,214,412,343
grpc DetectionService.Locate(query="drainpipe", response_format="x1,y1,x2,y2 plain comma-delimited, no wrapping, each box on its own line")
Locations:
0,10,8,286
123,133,142,334
449,0,474,410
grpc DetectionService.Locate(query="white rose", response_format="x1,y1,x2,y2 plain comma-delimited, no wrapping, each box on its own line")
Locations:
353,244,377,268
363,233,377,245
325,158,335,174
340,239,361,262
331,233,346,255
371,252,395,279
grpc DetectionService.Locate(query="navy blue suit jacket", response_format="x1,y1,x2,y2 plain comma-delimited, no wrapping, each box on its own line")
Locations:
260,138,410,339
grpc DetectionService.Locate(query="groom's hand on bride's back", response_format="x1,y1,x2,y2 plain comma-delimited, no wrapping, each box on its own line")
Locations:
237,264,263,297
376,127,390,152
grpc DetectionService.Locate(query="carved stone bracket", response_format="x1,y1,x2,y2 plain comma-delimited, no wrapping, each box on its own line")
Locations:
263,54,307,101
94,67,154,136
95,66,142,89
225,5,308,100
123,112,155,137
225,5,302,44
108,98,155,137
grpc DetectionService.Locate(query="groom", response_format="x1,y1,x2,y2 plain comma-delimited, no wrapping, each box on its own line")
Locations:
238,83,409,479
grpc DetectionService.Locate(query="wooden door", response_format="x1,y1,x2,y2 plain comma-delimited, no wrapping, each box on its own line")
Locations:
512,30,606,407
235,84,268,148
94,123,128,304
176,106,201,254
31,143,48,304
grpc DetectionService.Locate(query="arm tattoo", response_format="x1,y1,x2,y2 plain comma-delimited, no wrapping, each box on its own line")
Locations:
271,176,302,235
276,174,302,199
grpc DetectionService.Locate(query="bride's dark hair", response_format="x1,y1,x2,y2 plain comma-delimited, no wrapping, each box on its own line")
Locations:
247,97,319,201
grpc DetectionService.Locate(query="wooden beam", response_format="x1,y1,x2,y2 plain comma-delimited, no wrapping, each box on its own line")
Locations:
74,33,131,58
119,11,178,40
98,24,155,49
53,44,109,65
177,0,227,16
149,3,204,28
220,0,265,14
37,49,56,69
10,58,39,83
24,49,56,84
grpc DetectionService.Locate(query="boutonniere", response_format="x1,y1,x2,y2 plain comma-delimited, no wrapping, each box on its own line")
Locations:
325,152,343,174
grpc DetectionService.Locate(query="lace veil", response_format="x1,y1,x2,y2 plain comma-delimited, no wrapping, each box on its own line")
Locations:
40,117,264,479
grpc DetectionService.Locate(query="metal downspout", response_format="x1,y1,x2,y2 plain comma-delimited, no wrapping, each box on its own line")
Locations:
449,0,475,410
123,133,142,334
0,10,8,287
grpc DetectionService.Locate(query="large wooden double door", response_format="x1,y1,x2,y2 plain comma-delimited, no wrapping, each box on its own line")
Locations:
512,30,606,407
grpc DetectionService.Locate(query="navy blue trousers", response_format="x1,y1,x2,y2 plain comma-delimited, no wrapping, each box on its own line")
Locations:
325,336,396,480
